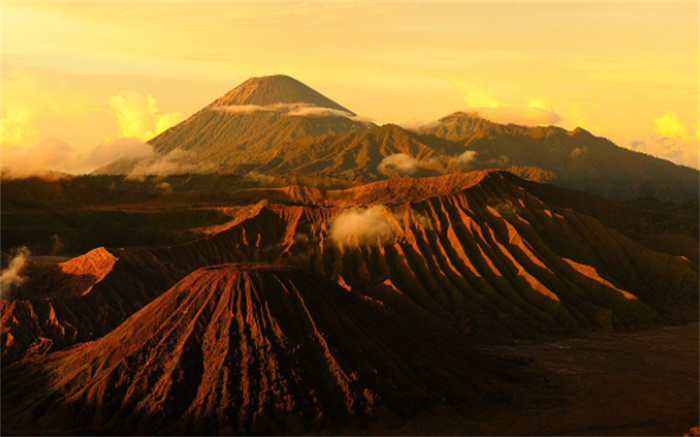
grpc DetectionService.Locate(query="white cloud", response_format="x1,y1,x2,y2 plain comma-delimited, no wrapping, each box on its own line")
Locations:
455,150,477,164
1,246,30,296
108,91,181,140
1,137,152,178
378,153,419,175
210,102,373,123
329,205,394,245
126,149,216,179
654,111,687,139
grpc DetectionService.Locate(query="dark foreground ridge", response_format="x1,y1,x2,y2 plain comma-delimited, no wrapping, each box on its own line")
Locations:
1,263,515,435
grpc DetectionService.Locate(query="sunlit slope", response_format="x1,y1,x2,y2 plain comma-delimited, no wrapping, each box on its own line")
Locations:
96,75,698,202
97,75,374,175
3,171,696,363
1,264,512,435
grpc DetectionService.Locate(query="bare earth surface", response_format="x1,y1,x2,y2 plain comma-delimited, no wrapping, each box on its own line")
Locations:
372,323,699,436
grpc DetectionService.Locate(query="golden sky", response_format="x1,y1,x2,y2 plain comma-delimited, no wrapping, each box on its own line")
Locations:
1,1,699,173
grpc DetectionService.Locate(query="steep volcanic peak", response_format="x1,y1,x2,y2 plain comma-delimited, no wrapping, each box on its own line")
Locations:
1,263,510,435
206,75,355,114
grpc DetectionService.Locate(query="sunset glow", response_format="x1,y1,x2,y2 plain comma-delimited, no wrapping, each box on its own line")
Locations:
1,1,699,172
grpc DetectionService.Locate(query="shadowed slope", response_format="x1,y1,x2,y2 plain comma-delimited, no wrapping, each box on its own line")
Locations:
95,77,698,202
3,172,697,362
418,112,699,201
1,264,512,435
96,75,374,175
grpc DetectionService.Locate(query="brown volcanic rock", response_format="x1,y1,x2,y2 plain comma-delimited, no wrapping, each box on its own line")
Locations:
95,77,697,202
1,247,187,363
205,74,354,113
1,263,511,435
3,171,697,362
327,170,490,205
96,76,374,175
257,124,454,180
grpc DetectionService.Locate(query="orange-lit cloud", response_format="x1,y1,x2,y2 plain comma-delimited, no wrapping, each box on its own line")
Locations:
527,98,552,111
454,81,562,126
654,111,688,139
1,2,697,169
1,69,94,147
458,82,502,109
329,205,394,245
108,91,181,140
1,137,152,178
629,113,698,168
1,109,34,146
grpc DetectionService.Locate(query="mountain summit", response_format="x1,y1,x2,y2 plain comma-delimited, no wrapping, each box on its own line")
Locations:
95,75,698,202
206,74,354,114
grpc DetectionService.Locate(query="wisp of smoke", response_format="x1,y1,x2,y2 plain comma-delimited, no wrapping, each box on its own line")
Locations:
329,205,394,245
1,246,31,296
378,153,419,175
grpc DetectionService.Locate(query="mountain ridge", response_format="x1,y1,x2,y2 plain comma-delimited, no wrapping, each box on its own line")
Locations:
3,170,696,365
96,76,698,202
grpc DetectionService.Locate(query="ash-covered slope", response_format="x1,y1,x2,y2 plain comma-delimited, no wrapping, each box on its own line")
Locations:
1,264,511,435
4,171,696,364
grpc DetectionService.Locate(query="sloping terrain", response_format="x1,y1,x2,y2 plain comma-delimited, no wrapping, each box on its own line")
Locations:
204,74,354,112
94,75,698,202
3,171,696,365
1,264,514,435
417,112,699,201
97,75,374,175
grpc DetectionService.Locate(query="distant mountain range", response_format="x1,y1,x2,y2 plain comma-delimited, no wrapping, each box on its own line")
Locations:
97,75,698,201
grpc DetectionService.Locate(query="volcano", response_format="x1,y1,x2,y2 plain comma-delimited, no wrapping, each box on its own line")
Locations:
96,75,374,175
1,263,512,435
204,74,354,113
96,75,698,202
4,171,697,366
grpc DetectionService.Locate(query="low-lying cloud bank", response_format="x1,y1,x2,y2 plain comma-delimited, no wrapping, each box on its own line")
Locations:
1,137,152,178
125,149,217,179
211,102,373,123
329,205,394,245
1,136,219,179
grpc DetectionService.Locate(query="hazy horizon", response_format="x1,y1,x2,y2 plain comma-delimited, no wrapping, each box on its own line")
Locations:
2,1,699,174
